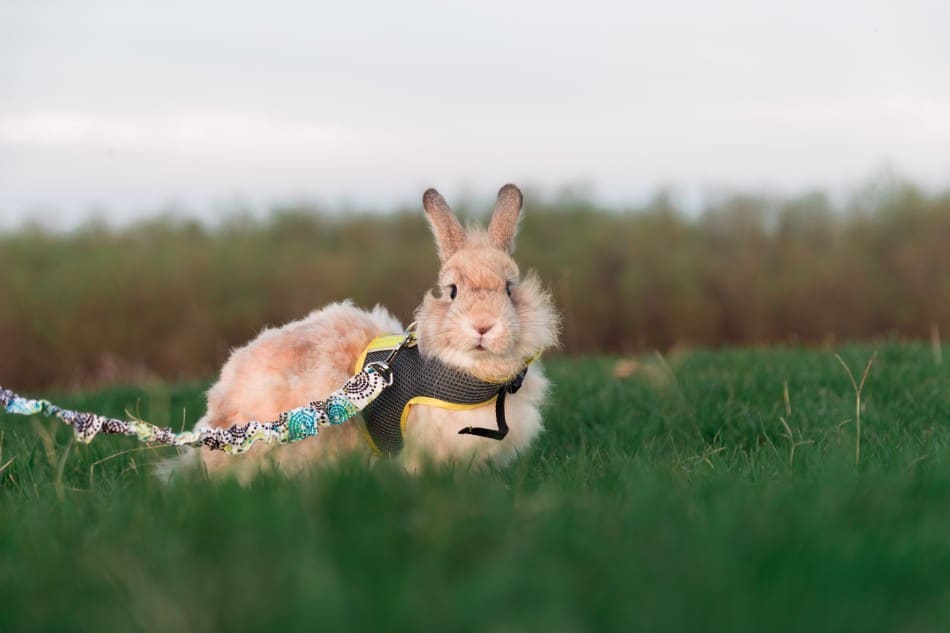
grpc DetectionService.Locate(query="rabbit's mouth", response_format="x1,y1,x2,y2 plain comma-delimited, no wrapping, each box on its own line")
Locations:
472,339,504,353
471,332,511,354
470,338,514,356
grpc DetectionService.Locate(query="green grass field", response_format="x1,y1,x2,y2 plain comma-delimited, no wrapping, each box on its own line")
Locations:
1,344,948,632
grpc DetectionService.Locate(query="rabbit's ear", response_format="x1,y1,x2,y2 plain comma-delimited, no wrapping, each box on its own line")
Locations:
488,184,523,253
423,188,466,262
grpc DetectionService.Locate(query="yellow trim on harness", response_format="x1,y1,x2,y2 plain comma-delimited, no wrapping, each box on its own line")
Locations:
398,394,500,440
355,333,410,455
358,422,383,456
360,394,501,456
353,334,407,374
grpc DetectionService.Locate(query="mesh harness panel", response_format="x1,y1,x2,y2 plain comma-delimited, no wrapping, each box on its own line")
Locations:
357,340,523,455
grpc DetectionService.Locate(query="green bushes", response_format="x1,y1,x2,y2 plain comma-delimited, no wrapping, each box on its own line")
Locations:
1,181,948,389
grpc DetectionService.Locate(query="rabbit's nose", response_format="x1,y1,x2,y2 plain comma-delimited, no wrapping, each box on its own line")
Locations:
475,324,494,336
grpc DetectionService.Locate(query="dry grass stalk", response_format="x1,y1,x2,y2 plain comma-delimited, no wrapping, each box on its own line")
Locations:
834,351,877,466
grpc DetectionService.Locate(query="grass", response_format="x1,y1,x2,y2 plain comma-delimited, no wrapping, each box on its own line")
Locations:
1,343,949,632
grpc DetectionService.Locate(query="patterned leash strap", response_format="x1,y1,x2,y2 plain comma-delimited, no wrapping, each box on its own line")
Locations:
0,361,394,455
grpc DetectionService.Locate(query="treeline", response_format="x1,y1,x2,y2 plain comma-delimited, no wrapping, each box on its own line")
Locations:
1,181,948,390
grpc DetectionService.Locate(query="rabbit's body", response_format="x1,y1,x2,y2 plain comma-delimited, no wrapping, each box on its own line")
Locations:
178,185,558,481
197,300,549,479
197,301,397,480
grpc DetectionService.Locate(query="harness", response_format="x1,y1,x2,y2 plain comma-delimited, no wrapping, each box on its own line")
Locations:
355,332,530,455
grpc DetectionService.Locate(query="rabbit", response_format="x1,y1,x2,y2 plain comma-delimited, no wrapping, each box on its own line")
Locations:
165,184,559,482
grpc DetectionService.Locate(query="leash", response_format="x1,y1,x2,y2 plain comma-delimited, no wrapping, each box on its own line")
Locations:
0,326,416,455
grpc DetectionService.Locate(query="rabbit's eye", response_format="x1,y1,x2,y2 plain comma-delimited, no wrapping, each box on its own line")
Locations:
448,284,458,300
505,281,513,297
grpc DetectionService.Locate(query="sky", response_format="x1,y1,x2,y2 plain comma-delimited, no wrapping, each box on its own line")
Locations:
1,0,948,228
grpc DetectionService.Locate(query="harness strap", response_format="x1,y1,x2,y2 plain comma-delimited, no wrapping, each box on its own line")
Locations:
457,366,528,440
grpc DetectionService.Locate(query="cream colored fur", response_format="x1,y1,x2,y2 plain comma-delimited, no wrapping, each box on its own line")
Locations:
161,184,559,482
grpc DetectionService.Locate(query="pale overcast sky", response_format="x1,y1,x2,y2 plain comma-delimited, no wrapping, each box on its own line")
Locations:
1,0,948,227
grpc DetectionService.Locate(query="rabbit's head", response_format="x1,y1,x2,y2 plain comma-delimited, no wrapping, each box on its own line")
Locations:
415,185,560,381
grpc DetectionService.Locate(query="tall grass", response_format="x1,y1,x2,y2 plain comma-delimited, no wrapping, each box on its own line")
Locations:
1,180,949,390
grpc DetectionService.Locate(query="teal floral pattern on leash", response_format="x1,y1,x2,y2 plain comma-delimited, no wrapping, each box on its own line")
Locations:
0,363,391,454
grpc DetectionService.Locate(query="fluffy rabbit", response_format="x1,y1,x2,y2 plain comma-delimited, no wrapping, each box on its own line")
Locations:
184,184,559,481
